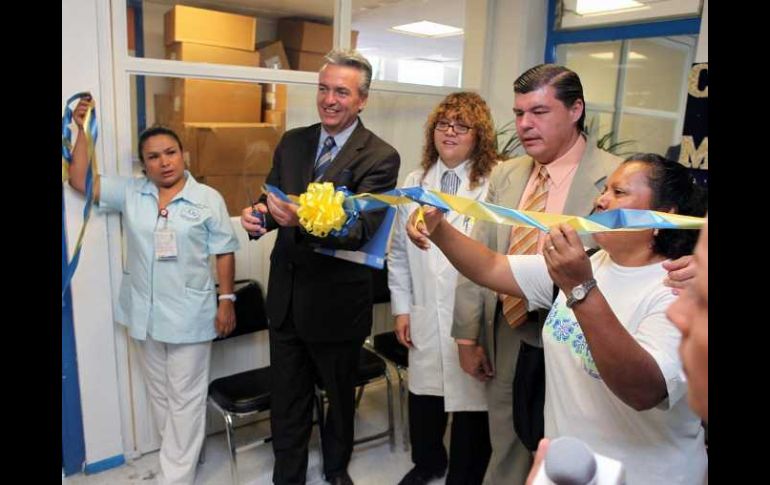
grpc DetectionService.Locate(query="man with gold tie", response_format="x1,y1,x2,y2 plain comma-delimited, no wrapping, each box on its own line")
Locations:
450,64,620,485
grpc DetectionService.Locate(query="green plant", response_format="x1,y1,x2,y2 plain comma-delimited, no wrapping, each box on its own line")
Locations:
585,117,636,157
495,119,523,159
495,115,636,159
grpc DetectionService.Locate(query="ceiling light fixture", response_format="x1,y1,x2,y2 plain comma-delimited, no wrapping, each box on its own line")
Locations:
575,0,648,16
390,20,463,38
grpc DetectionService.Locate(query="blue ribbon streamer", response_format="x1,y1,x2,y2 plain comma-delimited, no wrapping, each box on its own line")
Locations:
62,92,98,299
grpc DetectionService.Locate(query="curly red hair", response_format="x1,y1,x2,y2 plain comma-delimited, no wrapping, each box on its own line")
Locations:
421,92,499,189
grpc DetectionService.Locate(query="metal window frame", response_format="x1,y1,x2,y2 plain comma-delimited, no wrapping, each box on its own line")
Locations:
546,0,701,147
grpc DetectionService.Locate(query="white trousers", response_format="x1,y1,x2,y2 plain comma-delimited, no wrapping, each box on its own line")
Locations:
136,336,212,485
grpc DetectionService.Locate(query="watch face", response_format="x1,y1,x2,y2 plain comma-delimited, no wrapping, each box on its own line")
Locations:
573,286,586,300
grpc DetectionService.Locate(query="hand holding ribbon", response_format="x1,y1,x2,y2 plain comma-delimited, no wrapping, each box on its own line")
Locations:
62,92,99,298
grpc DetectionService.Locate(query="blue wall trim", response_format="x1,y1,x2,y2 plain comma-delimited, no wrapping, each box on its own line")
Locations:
545,0,701,63
62,188,86,477
130,0,147,133
84,454,126,475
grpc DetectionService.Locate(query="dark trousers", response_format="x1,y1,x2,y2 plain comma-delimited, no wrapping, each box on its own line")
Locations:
408,392,492,485
269,316,363,484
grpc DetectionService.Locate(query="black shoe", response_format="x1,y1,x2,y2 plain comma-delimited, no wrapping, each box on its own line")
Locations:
326,471,354,485
397,466,446,485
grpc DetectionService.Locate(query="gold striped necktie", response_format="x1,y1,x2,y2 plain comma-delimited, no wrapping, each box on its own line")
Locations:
501,165,550,327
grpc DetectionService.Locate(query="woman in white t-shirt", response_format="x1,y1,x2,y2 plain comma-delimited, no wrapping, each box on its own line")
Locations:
406,154,707,484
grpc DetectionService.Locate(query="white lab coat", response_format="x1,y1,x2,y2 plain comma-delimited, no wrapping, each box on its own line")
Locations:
388,161,489,412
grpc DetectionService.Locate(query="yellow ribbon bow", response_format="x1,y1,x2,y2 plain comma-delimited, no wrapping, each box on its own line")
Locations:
297,182,348,237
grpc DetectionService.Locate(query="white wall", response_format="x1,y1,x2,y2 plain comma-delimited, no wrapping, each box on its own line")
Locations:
695,0,708,63
462,0,547,136
62,0,124,468
483,0,547,134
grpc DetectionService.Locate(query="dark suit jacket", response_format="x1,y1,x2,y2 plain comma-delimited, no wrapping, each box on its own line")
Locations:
260,119,400,342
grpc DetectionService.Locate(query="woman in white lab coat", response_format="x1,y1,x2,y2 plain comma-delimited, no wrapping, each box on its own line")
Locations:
388,92,499,485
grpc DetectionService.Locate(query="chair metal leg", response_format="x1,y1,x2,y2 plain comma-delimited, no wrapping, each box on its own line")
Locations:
223,412,240,485
355,385,365,410
384,370,396,452
397,368,410,452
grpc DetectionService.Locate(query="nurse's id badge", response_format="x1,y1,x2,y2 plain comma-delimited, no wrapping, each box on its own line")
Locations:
154,229,178,260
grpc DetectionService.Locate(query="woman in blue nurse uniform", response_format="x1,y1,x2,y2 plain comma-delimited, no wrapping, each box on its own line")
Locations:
68,97,239,485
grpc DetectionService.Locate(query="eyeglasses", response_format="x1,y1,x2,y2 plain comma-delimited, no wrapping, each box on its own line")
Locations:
435,120,472,134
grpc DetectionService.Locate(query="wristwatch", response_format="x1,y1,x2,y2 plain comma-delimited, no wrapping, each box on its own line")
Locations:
565,278,597,308
218,293,237,302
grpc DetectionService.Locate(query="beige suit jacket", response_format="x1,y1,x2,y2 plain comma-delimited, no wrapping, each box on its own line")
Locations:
451,140,622,364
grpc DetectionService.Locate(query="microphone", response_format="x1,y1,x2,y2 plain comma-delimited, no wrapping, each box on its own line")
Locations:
532,437,625,485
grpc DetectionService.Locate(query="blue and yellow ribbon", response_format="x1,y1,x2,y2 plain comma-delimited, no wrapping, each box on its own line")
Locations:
62,92,99,297
265,183,705,237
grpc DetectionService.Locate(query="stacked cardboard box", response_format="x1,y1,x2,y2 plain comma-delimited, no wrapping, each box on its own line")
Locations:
258,41,290,70
158,5,282,215
164,5,262,124
185,122,282,215
171,78,262,124
166,42,260,67
277,19,359,72
165,5,256,51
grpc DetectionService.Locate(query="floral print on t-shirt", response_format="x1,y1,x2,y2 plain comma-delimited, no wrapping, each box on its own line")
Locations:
544,302,600,379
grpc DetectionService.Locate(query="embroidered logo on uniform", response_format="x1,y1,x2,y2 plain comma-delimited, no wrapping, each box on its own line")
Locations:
179,206,201,221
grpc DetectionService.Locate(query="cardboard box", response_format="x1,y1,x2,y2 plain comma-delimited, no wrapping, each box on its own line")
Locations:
164,5,256,51
184,122,281,177
199,174,267,216
167,42,260,67
257,41,290,70
286,49,327,72
128,7,136,51
263,83,287,111
263,109,286,131
173,79,262,123
277,19,358,54
154,94,175,125
171,123,198,171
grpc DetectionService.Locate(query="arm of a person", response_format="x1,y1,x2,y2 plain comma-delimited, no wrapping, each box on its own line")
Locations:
388,172,419,347
453,235,495,379
208,191,241,337
257,141,286,232
68,98,100,201
663,255,695,294
424,211,524,299
452,222,496,345
526,438,551,485
214,253,236,337
570,290,669,410
306,150,401,251
544,225,667,411
451,178,500,379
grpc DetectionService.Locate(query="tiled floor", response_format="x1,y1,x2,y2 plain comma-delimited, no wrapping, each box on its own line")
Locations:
63,379,446,485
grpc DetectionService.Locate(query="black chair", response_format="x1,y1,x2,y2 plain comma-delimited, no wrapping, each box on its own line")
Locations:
314,345,396,452
367,263,410,451
313,266,397,453
205,280,325,484
371,331,409,450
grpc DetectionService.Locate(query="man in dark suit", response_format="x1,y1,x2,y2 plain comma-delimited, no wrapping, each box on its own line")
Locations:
240,50,400,485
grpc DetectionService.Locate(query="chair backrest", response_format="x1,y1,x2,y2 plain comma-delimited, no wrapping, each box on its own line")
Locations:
214,279,269,341
371,262,391,305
